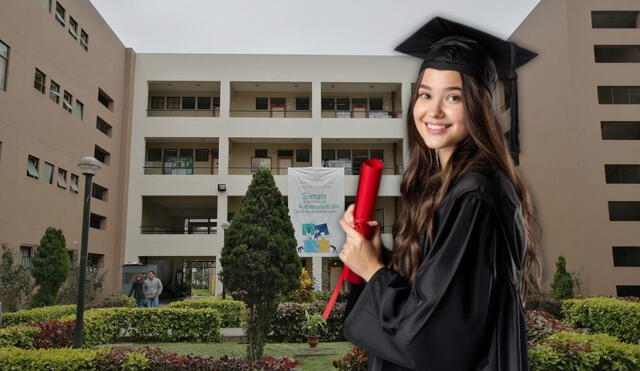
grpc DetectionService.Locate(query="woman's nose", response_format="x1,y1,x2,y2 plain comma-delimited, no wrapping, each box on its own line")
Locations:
427,101,444,118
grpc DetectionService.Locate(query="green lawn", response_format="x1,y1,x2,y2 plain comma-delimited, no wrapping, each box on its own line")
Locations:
141,341,353,370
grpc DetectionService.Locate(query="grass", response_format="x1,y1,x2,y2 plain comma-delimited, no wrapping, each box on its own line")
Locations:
141,341,353,370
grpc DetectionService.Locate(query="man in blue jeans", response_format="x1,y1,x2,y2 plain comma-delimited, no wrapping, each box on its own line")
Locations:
143,270,163,307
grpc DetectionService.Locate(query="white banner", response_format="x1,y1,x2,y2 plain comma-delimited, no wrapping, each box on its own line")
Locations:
288,167,344,257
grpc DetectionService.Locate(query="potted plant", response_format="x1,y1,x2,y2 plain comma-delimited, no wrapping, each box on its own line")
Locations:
303,310,326,348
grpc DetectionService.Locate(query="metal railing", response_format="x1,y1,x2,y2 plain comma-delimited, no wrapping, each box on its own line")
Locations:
143,166,217,175
321,110,402,118
140,226,217,234
228,166,404,175
147,109,220,117
229,109,312,118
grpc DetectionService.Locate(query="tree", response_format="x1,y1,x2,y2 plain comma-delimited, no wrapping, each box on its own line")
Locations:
30,227,71,307
220,169,301,360
550,256,574,300
0,249,34,312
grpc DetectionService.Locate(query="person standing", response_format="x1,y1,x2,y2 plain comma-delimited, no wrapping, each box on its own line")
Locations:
143,270,163,307
128,274,146,307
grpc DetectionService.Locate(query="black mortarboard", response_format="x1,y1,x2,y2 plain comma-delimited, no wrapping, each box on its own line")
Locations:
395,16,537,165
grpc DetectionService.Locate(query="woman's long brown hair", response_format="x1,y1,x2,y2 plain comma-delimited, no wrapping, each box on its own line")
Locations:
390,69,542,304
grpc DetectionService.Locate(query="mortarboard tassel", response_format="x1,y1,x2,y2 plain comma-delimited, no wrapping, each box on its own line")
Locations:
508,42,520,166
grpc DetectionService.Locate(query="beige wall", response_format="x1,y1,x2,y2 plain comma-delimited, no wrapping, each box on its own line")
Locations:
230,91,312,118
228,142,312,174
0,0,133,299
511,0,640,295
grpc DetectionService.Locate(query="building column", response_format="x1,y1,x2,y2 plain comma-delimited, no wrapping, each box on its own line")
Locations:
312,80,321,120
215,193,228,296
218,136,229,176
219,80,230,119
312,256,323,290
312,136,322,167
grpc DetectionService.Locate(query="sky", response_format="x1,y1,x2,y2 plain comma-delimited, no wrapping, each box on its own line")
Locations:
89,0,541,55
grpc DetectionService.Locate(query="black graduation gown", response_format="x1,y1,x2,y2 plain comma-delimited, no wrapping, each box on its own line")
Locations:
343,168,529,371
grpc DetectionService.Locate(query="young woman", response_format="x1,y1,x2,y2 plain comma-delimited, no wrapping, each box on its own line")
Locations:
339,17,541,371
128,274,146,307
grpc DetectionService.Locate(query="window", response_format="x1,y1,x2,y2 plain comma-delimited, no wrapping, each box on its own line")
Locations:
592,11,639,29
49,80,60,103
197,97,211,110
598,86,640,104
88,253,104,268
270,97,285,106
321,97,335,110
255,149,268,157
96,117,112,137
601,121,640,140
256,97,268,110
0,40,8,91
370,149,384,160
89,213,106,229
337,149,351,160
179,148,193,159
94,145,110,165
80,30,88,51
163,148,177,158
182,97,195,110
55,2,66,27
605,165,640,184
147,148,162,162
74,100,83,120
595,45,640,63
369,98,383,111
20,246,32,268
34,69,46,94
92,183,107,201
617,286,640,297
296,97,310,111
322,149,336,161
195,149,209,162
43,162,54,184
97,88,113,110
278,150,293,157
336,97,350,110
608,201,640,221
68,17,78,39
70,173,79,193
63,91,73,112
27,155,39,178
352,98,367,107
166,96,180,109
296,149,310,162
612,246,640,267
150,96,164,109
56,168,67,188
213,97,220,108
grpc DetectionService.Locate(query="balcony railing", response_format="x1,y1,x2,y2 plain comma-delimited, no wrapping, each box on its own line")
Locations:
144,166,217,175
141,225,217,234
147,109,220,117
321,110,402,118
229,109,312,118
228,165,403,175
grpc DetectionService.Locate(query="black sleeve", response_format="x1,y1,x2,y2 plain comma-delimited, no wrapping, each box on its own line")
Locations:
128,282,136,297
343,192,495,369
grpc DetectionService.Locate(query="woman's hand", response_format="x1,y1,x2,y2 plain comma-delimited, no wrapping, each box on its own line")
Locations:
338,204,384,282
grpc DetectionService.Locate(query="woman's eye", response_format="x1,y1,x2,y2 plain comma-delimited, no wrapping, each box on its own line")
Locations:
448,95,461,102
418,93,430,99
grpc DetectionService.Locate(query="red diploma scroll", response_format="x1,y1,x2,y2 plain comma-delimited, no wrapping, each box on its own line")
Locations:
323,158,384,320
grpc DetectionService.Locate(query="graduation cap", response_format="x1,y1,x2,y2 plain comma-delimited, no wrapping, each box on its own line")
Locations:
395,16,537,165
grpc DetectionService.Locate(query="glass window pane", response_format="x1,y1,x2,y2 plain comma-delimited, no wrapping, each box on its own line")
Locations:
322,149,336,161
167,97,180,109
197,97,211,110
43,162,54,184
296,97,310,110
295,149,309,162
321,97,335,110
336,97,350,110
369,98,383,111
0,42,7,58
598,86,613,104
337,149,351,159
147,148,162,162
195,149,209,162
182,97,195,110
612,87,629,104
75,101,84,120
256,97,268,110
150,96,165,109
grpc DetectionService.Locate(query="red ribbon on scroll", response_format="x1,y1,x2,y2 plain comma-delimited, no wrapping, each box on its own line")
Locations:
322,158,384,320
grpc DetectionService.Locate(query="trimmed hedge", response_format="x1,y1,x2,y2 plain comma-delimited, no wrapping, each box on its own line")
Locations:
2,304,76,326
270,301,345,342
61,307,223,346
529,331,640,371
167,298,245,327
91,294,136,309
28,320,75,348
0,346,298,371
562,297,640,344
0,347,103,370
0,325,40,349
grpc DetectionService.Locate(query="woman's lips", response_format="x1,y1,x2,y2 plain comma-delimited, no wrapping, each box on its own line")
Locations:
426,122,452,135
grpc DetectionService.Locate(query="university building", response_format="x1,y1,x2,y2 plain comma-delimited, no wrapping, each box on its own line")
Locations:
0,0,638,299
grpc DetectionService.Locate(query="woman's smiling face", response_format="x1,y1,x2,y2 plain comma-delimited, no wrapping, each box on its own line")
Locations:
413,68,468,158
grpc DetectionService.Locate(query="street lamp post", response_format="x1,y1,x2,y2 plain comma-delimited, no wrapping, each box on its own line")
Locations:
74,157,101,348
